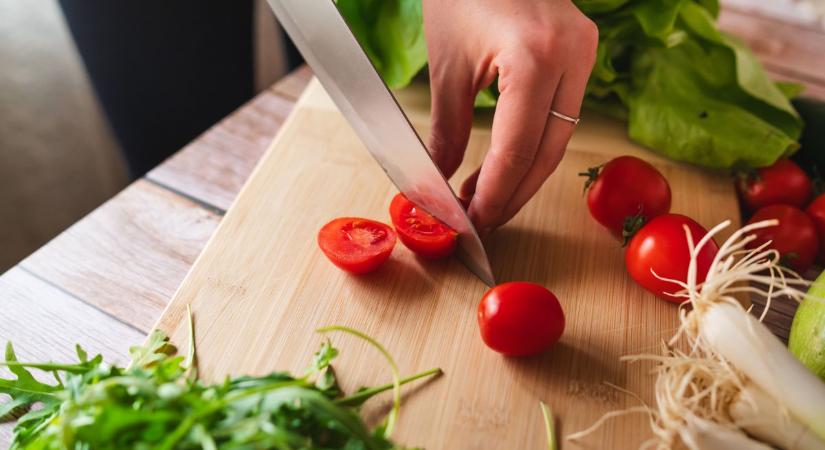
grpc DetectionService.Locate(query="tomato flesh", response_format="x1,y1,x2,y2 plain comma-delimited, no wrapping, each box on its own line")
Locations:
585,156,671,238
625,214,719,302
477,282,565,356
738,159,812,211
317,217,396,274
806,194,825,263
389,193,458,259
747,204,818,272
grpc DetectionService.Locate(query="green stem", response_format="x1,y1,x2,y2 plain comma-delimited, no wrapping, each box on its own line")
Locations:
0,361,88,374
540,401,556,450
335,368,442,407
156,380,306,450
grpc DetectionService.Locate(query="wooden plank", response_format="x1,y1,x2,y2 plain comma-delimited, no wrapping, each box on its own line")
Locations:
271,65,313,100
153,79,741,449
20,180,220,332
147,91,296,211
719,7,825,85
0,267,145,443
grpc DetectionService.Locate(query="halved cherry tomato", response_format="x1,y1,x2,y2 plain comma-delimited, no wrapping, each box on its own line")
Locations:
746,204,818,272
625,214,719,302
737,159,812,211
806,194,825,262
317,218,396,274
583,156,671,239
389,193,458,259
477,282,565,356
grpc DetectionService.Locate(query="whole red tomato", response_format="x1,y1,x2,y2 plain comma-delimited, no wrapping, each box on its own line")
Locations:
625,214,719,302
317,218,396,274
737,159,812,211
477,282,565,356
806,194,825,262
583,156,671,239
747,204,819,272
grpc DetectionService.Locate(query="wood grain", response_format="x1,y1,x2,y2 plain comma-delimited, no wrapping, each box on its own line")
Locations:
147,91,296,211
154,79,741,449
718,7,825,86
271,65,313,100
0,268,145,443
20,180,220,332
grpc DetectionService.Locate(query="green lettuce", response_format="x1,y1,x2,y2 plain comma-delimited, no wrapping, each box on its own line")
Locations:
337,0,802,169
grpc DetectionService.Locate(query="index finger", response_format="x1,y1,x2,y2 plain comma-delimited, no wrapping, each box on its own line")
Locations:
468,59,560,233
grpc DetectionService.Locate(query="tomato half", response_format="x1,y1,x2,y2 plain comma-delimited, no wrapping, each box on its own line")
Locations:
583,156,671,238
625,214,719,302
477,282,565,356
737,159,812,211
806,194,825,262
747,204,819,272
389,193,458,259
317,218,396,274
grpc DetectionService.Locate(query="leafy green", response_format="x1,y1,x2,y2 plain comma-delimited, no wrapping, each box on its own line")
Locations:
338,0,803,169
0,320,440,449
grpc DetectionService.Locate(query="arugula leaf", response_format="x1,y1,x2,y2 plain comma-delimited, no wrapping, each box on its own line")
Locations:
3,325,440,449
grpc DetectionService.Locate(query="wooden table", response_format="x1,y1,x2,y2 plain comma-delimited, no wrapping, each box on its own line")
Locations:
1,7,824,443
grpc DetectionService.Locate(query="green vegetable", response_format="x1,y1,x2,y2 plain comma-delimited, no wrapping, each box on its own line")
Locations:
0,315,441,449
338,0,802,169
789,269,825,381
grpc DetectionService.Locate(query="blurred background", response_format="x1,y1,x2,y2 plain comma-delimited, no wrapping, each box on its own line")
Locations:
1,0,824,273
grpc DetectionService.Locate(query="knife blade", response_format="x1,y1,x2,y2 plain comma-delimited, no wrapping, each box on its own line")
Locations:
266,0,495,286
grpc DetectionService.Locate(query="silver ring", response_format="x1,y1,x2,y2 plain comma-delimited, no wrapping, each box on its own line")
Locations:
550,109,580,125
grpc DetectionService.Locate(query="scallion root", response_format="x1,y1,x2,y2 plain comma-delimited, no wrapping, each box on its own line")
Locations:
569,220,825,449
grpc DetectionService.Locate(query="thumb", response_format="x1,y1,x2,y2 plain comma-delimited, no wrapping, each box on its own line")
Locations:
427,66,476,179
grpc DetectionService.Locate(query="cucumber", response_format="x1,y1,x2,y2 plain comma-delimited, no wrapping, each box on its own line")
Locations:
789,269,825,381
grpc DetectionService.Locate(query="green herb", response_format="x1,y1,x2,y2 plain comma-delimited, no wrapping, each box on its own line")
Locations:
0,313,441,449
540,401,557,450
337,0,802,169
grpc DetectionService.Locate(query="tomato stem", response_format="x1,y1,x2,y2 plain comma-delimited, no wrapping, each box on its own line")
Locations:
621,207,647,246
578,165,603,194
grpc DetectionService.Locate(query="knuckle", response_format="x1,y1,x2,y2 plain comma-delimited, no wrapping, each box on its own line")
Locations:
575,18,600,57
494,149,535,172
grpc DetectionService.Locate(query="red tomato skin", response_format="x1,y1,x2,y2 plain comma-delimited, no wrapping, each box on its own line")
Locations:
317,218,396,274
625,214,719,302
586,156,671,238
477,282,565,356
806,194,825,262
747,204,818,272
389,193,458,259
738,159,812,211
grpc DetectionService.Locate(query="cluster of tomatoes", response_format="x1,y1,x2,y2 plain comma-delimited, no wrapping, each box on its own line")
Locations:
584,156,719,301
317,194,566,357
737,159,825,273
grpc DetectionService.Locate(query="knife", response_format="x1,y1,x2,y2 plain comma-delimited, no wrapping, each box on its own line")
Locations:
266,0,495,286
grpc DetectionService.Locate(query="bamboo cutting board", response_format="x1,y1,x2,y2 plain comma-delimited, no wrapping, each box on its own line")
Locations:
155,79,740,449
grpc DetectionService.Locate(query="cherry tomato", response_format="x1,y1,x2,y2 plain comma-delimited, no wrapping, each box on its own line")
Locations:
806,194,825,262
317,218,396,274
389,193,458,259
737,159,812,211
477,282,565,356
625,214,719,302
583,156,671,238
746,204,818,272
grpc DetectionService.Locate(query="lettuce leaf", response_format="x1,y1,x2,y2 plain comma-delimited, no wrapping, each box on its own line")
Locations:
337,0,803,169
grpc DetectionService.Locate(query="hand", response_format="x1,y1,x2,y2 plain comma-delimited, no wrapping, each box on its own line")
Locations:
422,0,598,235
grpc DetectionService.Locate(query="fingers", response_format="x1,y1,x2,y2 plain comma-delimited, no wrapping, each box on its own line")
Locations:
467,58,560,234
498,63,594,224
427,64,476,179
